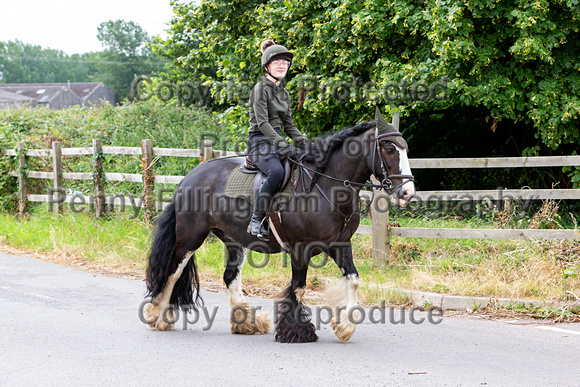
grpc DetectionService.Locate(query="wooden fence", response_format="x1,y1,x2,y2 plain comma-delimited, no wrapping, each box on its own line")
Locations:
3,140,237,223
2,141,580,266
358,156,580,264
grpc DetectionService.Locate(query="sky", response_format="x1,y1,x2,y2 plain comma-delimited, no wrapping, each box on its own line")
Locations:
0,0,178,55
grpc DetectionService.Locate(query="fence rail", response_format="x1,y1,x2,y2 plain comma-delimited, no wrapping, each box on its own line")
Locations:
2,140,579,266
409,155,580,169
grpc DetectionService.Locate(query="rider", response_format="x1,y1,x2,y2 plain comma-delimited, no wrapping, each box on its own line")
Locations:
246,39,309,241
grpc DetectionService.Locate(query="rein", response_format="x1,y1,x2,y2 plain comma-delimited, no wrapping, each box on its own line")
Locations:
285,131,414,238
208,129,414,233
289,129,414,195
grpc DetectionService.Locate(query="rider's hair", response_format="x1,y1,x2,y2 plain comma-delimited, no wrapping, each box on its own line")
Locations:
261,39,276,53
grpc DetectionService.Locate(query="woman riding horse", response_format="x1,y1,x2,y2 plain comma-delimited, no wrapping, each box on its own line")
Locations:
246,39,310,241
144,40,416,343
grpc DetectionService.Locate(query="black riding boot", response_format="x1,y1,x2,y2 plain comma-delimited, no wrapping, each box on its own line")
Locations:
247,180,275,241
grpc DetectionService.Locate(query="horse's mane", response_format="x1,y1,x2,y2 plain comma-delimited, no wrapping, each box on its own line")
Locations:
301,120,376,191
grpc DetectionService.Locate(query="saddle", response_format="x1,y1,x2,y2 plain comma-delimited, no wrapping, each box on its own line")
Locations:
222,156,297,250
239,156,293,198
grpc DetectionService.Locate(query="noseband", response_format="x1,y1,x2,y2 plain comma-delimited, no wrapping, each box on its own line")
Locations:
373,127,415,194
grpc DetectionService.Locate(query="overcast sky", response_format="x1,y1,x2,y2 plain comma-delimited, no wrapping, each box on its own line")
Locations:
0,0,177,55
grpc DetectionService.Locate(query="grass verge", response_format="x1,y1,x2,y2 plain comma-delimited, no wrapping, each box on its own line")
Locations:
0,207,578,317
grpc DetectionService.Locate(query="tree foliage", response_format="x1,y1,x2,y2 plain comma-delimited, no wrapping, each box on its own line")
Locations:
93,20,168,101
155,0,580,154
0,40,94,83
97,20,152,56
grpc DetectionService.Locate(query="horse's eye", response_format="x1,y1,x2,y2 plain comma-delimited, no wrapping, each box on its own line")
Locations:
385,147,396,155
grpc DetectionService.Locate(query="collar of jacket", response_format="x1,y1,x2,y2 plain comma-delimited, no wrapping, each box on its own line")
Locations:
263,76,283,93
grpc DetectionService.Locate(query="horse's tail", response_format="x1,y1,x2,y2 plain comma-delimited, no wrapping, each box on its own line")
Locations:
145,201,202,309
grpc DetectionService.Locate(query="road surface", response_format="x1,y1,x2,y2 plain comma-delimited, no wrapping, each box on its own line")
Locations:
0,252,578,386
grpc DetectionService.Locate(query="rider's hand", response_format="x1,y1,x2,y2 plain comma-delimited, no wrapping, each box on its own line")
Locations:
275,144,299,160
296,137,308,149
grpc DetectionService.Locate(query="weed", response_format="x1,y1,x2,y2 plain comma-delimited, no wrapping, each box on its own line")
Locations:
431,283,449,293
529,200,561,229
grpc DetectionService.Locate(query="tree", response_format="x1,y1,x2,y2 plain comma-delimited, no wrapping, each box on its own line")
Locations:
155,0,580,186
0,40,94,83
97,20,151,56
92,20,167,101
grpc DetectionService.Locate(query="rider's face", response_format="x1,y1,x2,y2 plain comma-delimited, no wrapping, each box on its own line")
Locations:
267,59,290,79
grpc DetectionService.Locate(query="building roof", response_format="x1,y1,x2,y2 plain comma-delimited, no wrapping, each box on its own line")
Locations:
0,82,113,108
0,89,35,102
67,82,107,101
0,84,70,103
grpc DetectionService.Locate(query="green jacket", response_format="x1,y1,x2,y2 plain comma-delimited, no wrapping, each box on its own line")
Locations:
249,77,306,148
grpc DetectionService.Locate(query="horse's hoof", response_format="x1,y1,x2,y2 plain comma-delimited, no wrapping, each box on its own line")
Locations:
231,312,272,335
145,302,175,331
230,302,272,335
330,310,359,342
274,312,318,343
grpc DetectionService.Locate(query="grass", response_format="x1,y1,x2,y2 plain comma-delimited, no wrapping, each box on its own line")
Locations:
0,203,579,308
0,210,150,274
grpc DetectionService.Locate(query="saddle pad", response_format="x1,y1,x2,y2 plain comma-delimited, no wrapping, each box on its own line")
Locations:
224,164,298,207
224,166,257,201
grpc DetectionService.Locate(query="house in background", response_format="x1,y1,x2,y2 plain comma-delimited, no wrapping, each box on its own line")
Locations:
0,82,115,110
0,89,37,109
67,82,115,106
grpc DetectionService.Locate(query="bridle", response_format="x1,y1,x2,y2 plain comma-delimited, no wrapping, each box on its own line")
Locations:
281,128,415,239
372,127,415,194
276,127,415,239
286,127,415,195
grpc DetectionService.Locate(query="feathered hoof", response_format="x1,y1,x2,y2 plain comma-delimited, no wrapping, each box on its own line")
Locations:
145,302,175,331
274,312,318,343
330,313,358,342
230,302,272,334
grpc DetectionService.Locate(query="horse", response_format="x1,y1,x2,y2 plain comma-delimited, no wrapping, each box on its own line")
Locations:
144,108,415,343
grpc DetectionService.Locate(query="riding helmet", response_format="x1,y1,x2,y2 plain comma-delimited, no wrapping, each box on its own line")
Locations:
261,40,293,70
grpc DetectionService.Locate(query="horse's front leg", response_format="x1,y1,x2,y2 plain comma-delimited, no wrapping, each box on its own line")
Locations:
326,240,360,342
274,245,318,343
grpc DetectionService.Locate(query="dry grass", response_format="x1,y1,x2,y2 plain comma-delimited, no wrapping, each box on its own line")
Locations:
1,201,579,307
387,238,580,301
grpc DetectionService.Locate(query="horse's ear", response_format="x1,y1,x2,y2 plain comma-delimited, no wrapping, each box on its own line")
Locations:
392,110,400,132
375,107,389,133
375,106,397,135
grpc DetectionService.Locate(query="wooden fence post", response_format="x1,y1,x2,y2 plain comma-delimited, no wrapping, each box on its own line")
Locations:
201,140,213,162
371,177,392,266
141,139,154,223
93,139,105,218
17,142,27,217
51,141,63,215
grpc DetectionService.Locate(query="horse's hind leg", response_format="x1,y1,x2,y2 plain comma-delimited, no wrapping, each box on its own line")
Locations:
274,249,318,343
146,251,195,331
218,232,272,334
326,241,360,342
145,210,209,331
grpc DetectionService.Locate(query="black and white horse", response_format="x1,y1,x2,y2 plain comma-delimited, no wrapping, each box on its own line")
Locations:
144,108,415,342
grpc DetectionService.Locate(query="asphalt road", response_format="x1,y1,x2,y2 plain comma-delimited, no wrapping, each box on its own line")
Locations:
0,251,579,387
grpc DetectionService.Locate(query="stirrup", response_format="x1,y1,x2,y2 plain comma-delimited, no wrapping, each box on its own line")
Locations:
257,218,270,241
247,216,270,241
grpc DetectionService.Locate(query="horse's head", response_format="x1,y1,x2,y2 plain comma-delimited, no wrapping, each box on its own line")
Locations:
369,108,416,207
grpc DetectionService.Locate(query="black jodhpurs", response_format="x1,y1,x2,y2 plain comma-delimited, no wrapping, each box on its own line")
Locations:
247,134,284,190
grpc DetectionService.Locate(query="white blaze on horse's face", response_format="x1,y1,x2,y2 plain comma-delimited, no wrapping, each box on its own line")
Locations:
392,144,415,207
